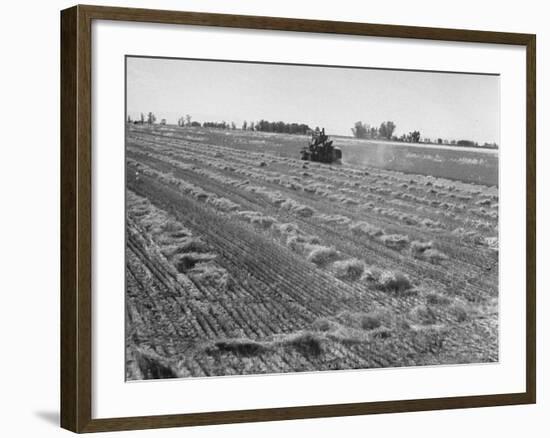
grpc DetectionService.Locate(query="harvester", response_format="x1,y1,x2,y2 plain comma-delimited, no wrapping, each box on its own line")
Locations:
300,128,342,164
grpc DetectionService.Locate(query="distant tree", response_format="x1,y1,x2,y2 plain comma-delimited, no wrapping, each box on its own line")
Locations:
249,122,255,131
140,113,145,124
147,112,156,125
457,139,476,147
351,121,368,139
379,122,386,139
437,138,443,144
385,121,396,139
127,115,132,123
379,121,396,139
253,119,311,135
160,119,167,125
178,116,185,127
185,114,192,126
410,130,421,143
202,120,247,130
191,121,201,127
242,121,248,130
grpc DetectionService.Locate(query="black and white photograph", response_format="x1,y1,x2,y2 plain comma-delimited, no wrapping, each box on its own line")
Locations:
125,56,500,381
0,0,544,435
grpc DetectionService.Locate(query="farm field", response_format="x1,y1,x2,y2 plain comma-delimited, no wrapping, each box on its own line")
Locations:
336,137,498,186
125,124,499,380
146,125,499,186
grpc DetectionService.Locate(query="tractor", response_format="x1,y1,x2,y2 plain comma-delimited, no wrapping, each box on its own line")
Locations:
300,128,342,164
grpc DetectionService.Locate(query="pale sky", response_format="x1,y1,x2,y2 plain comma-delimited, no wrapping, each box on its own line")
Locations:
126,56,500,144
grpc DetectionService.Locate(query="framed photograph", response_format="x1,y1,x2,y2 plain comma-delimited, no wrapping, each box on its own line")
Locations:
60,4,536,433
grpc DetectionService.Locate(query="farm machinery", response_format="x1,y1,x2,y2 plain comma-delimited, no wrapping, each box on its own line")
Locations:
300,128,342,164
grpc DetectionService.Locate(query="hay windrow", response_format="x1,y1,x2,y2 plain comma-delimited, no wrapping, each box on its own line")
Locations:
333,258,365,281
174,252,217,272
349,221,384,238
306,245,340,266
409,305,438,325
279,332,323,357
425,292,452,306
208,338,269,356
380,234,410,250
377,270,413,293
131,348,179,380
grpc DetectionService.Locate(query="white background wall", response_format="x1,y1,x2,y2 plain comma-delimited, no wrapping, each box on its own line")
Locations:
0,0,546,436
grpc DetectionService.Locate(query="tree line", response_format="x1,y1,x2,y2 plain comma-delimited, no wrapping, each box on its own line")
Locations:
351,120,497,148
126,113,497,149
254,120,311,135
202,121,236,129
351,120,420,143
352,121,396,140
128,113,310,134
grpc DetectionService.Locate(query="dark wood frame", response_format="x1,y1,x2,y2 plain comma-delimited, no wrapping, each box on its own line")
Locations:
61,4,536,433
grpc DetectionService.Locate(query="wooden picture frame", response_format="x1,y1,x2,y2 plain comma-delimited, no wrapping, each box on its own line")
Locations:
61,4,536,433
